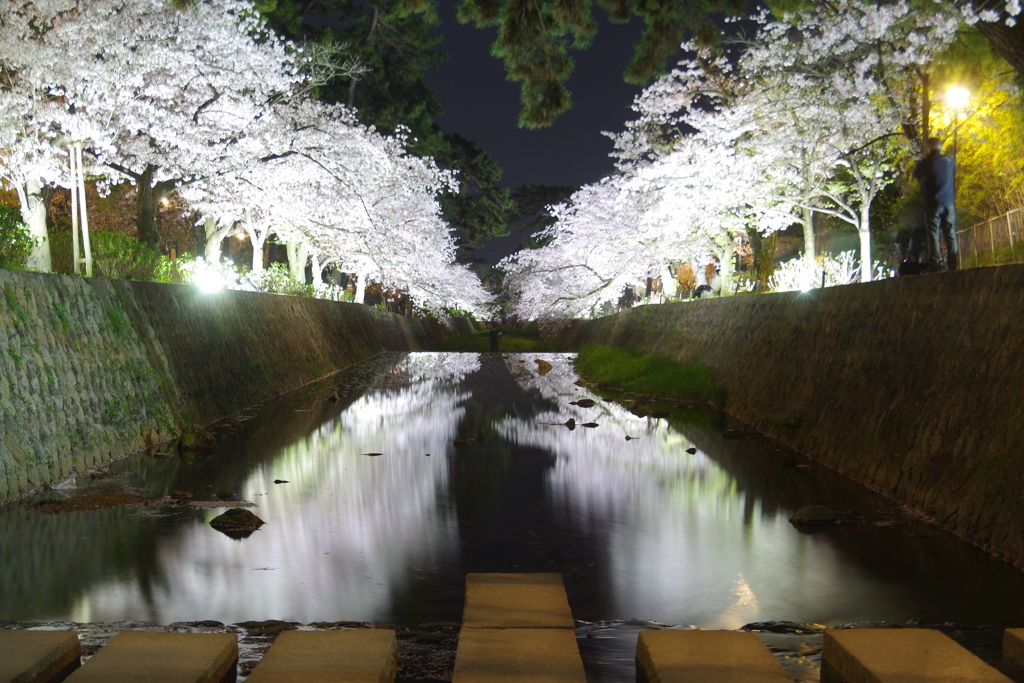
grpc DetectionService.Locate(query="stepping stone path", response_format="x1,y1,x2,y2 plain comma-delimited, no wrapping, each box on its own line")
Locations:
5,582,1024,682
0,630,82,683
453,572,586,683
636,629,790,683
822,628,1013,683
245,629,397,683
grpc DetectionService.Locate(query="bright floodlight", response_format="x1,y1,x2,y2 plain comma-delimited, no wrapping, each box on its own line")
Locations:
946,86,969,110
192,258,225,293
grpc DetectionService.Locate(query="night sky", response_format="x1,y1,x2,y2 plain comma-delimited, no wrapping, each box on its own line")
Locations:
423,5,653,191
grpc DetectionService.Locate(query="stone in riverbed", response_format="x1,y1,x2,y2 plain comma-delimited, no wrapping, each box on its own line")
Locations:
790,505,837,525
177,424,217,452
210,508,264,531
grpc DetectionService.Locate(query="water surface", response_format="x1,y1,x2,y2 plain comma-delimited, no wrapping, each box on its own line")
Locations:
4,352,1024,635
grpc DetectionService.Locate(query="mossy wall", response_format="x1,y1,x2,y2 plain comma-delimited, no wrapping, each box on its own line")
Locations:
563,265,1024,568
0,269,458,502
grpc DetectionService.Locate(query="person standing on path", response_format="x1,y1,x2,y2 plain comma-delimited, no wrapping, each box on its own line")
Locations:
914,136,958,271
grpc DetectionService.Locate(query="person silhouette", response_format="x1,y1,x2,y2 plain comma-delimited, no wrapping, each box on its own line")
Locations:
914,136,958,271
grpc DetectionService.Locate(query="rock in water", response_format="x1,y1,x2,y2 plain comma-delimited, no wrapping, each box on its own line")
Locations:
789,505,837,525
178,424,217,452
216,489,234,499
534,359,553,375
210,508,265,531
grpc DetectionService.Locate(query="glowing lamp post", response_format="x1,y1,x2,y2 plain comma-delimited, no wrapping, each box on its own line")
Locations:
946,86,969,190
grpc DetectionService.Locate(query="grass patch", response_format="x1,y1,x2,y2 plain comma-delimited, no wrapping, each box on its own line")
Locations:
435,327,565,353
573,345,725,406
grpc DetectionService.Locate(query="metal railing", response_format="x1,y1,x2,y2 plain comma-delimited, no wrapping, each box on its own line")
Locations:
958,207,1024,269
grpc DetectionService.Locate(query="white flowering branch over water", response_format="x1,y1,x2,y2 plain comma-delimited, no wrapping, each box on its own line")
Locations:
0,0,491,315
501,1,972,321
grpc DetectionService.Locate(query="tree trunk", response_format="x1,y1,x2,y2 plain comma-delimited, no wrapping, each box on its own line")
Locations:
660,265,678,300
311,249,322,285
136,165,160,252
748,228,777,293
859,204,873,283
801,206,815,267
354,273,367,304
691,257,707,288
203,219,233,262
714,240,735,297
286,241,310,284
19,179,52,272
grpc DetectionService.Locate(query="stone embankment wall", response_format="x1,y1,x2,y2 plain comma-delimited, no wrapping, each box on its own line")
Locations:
563,265,1024,568
0,269,463,502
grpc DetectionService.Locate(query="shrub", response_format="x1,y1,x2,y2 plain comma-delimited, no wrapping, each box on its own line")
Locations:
91,231,162,281
0,205,39,268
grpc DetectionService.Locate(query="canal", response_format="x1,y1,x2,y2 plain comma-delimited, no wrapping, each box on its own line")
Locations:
3,352,1024,680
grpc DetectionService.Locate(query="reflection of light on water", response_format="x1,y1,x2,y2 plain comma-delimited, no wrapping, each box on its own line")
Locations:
718,573,759,630
55,351,929,629
69,354,477,624
71,596,92,623
496,353,902,628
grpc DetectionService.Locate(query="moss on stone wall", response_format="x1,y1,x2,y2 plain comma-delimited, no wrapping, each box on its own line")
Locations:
0,270,458,502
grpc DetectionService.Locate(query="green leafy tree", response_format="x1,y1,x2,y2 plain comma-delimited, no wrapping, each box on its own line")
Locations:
0,205,40,269
263,0,514,243
454,0,746,128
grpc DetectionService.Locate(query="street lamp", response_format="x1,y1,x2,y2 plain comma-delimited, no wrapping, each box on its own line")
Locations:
945,86,969,191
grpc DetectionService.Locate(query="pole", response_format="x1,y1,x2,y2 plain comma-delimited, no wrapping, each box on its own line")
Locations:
76,144,92,277
69,145,80,275
952,111,958,196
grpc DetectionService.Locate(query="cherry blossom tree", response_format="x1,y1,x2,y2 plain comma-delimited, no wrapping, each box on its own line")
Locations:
502,0,971,320
0,0,119,270
180,99,492,316
0,0,309,260
500,177,663,323
612,1,962,284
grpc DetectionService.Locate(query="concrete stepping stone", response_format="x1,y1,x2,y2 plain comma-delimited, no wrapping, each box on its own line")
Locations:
454,573,585,682
453,627,586,683
462,572,575,629
822,628,1012,682
1004,629,1024,682
0,630,82,683
636,630,790,683
245,629,397,683
65,631,237,683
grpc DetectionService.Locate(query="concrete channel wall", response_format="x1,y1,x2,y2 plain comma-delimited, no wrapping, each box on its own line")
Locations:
562,265,1024,569
0,269,467,502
